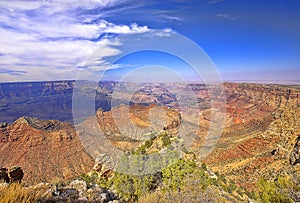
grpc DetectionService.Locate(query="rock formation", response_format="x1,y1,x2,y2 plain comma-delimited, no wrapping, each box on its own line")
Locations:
93,154,115,178
28,180,120,202
0,167,9,183
203,83,300,190
8,166,24,183
0,117,94,184
0,166,23,183
290,135,300,165
0,81,299,192
97,104,181,140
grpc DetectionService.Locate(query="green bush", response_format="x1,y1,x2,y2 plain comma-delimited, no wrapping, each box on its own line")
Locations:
97,176,112,189
228,180,237,191
161,158,211,192
133,134,157,155
220,174,227,183
111,172,159,201
201,163,207,171
108,132,247,202
134,145,147,155
79,172,98,185
144,140,152,148
255,176,293,203
161,134,171,147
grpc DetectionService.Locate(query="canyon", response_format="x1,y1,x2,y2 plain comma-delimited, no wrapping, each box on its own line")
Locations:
0,81,299,193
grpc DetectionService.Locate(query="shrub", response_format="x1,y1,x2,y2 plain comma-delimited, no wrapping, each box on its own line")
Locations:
134,145,147,155
162,158,195,191
255,176,293,203
219,174,227,183
161,134,171,147
133,134,156,155
228,180,237,192
144,140,152,148
201,162,207,171
161,158,212,192
111,172,160,201
79,172,98,185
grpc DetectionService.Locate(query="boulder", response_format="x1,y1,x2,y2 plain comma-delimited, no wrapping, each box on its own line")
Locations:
8,166,24,183
0,123,8,128
87,187,119,202
52,188,79,201
47,181,119,202
0,167,9,183
67,179,87,198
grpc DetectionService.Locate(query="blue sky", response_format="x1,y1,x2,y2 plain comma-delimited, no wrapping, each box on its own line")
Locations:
0,0,299,83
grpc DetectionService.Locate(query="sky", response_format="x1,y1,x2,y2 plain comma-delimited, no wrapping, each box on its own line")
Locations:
0,0,300,83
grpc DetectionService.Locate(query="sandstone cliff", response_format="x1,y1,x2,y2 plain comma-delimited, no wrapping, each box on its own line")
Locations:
0,116,94,185
203,83,300,190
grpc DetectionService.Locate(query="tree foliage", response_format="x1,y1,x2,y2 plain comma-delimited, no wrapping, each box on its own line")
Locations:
110,172,160,201
255,176,294,203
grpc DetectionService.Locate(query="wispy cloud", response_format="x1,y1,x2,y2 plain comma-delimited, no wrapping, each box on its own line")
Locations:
216,13,238,21
208,0,224,5
0,0,160,82
150,8,187,23
0,68,26,76
161,16,185,22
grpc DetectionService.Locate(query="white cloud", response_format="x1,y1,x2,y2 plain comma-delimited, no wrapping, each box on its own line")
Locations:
98,21,150,34
0,0,124,13
0,1,43,11
216,13,237,21
0,1,157,82
163,16,184,22
153,28,175,37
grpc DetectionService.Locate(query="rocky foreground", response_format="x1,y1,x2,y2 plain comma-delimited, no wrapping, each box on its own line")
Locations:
0,132,254,203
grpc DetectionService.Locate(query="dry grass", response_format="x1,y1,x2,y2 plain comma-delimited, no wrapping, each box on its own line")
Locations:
0,183,47,203
138,185,231,203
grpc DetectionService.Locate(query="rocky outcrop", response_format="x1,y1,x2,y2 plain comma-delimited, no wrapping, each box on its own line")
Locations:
8,166,24,183
37,180,119,202
0,167,9,183
93,154,115,178
14,116,67,131
290,135,300,165
0,117,94,184
0,166,23,183
96,104,181,144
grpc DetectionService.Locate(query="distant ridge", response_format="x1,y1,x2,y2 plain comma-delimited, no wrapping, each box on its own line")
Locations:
224,79,300,85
